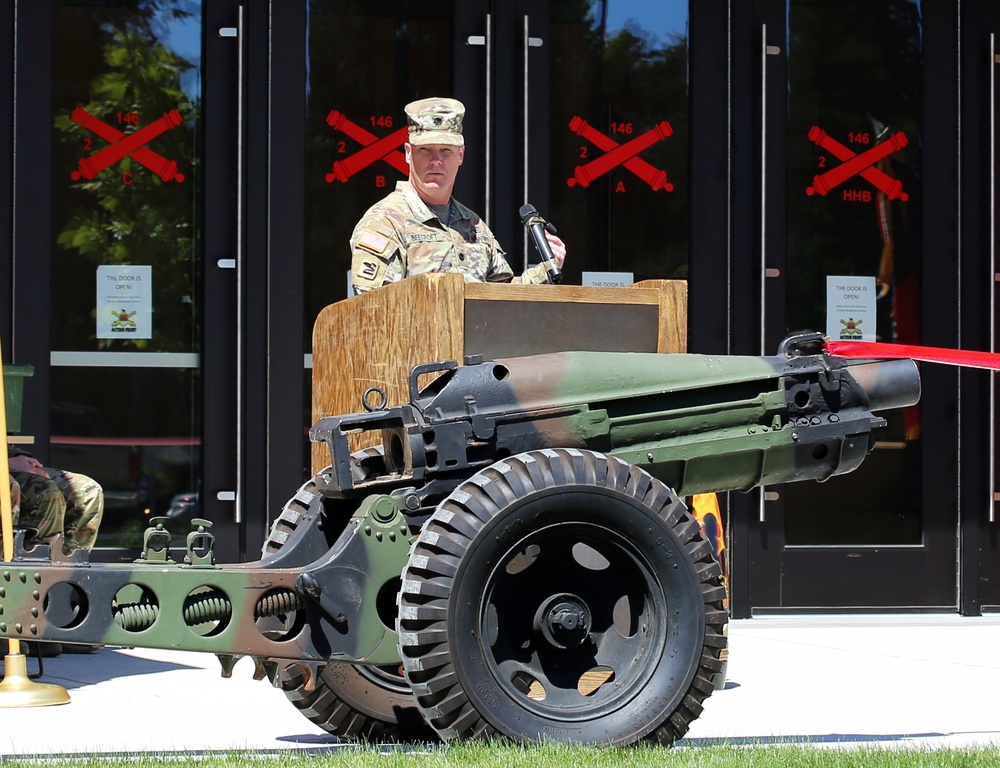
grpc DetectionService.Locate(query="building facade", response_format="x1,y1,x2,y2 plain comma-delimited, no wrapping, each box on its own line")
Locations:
3,0,999,617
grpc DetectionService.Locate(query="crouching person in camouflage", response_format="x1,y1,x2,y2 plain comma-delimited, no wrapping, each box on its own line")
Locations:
8,473,20,516
7,447,104,552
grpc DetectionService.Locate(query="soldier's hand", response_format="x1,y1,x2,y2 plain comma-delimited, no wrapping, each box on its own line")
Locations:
545,232,567,269
8,455,50,478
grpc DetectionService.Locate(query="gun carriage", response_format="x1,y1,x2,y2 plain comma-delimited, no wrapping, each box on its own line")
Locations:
0,277,919,747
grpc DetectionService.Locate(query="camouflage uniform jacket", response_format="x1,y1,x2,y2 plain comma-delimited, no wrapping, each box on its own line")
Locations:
350,181,549,293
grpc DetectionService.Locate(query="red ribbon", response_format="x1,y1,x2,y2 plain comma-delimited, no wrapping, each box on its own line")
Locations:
825,340,1000,371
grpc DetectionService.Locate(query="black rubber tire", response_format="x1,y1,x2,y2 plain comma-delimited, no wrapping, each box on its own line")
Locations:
262,477,323,557
397,448,728,747
265,472,437,743
277,661,436,742
263,447,385,559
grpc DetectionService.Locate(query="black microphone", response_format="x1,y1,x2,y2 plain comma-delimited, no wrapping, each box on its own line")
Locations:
519,203,563,284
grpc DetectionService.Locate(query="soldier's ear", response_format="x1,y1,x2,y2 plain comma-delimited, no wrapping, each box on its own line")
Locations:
458,146,465,166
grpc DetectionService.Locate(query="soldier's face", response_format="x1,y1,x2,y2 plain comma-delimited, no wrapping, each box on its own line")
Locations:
406,142,465,204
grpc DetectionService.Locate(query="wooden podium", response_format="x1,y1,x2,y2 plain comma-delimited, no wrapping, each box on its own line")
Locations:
311,273,687,472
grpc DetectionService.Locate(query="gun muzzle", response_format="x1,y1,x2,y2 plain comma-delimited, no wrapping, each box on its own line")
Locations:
846,359,921,412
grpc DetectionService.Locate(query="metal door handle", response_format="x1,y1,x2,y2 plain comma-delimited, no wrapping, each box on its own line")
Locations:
759,24,781,357
466,15,492,223
992,33,998,522
758,24,781,522
220,10,244,523
523,16,543,270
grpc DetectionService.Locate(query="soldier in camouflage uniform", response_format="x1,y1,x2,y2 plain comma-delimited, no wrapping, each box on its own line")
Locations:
350,97,567,294
7,447,104,552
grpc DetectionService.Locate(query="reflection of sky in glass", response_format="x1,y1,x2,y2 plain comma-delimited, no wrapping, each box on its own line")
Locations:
603,0,688,41
158,6,202,100
152,3,693,101
595,0,688,35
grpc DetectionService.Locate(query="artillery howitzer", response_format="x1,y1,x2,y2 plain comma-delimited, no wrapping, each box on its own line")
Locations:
0,333,919,746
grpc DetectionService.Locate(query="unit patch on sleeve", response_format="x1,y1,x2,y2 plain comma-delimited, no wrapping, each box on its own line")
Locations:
358,259,380,280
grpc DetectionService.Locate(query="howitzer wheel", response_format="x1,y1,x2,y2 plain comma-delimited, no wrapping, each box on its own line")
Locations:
276,661,436,742
398,448,728,746
265,470,436,743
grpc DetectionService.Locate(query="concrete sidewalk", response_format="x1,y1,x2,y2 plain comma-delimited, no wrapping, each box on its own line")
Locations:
1,615,998,755
683,615,1000,750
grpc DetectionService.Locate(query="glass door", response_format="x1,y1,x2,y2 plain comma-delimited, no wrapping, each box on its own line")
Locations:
457,0,693,284
301,0,692,323
546,1,690,286
300,0,694,477
737,0,958,611
302,0,457,323
14,0,244,560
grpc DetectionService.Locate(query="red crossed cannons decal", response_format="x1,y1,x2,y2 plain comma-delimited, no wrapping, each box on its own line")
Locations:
806,126,908,201
325,110,407,183
321,108,677,191
568,117,674,191
71,107,186,183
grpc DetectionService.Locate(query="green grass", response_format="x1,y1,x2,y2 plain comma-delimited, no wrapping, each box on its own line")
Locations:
3,744,1000,768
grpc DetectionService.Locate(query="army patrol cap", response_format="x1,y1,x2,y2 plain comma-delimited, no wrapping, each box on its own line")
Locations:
405,97,465,146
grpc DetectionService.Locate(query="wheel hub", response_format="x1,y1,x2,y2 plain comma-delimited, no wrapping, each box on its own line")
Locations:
533,593,592,650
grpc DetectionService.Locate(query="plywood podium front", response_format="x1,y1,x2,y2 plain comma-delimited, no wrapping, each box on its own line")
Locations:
311,273,687,473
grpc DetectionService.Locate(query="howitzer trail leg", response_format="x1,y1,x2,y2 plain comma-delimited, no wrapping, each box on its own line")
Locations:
398,448,728,747
265,476,436,742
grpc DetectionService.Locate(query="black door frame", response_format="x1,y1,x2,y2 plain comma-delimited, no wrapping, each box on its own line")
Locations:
205,0,307,560
254,1,307,553
960,2,1000,614
202,0,243,560
9,0,54,461
1,0,15,359
453,1,553,263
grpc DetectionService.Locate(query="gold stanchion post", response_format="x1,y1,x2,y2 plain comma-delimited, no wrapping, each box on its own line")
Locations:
0,340,70,706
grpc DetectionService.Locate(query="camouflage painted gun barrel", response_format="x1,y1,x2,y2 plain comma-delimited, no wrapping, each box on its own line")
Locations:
0,334,920,747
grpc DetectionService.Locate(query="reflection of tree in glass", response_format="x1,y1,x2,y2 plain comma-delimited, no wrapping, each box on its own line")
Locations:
301,7,452,346
785,0,922,341
52,2,201,353
550,1,689,283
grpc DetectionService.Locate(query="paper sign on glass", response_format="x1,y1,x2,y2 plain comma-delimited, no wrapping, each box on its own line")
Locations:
97,265,152,339
826,276,876,342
